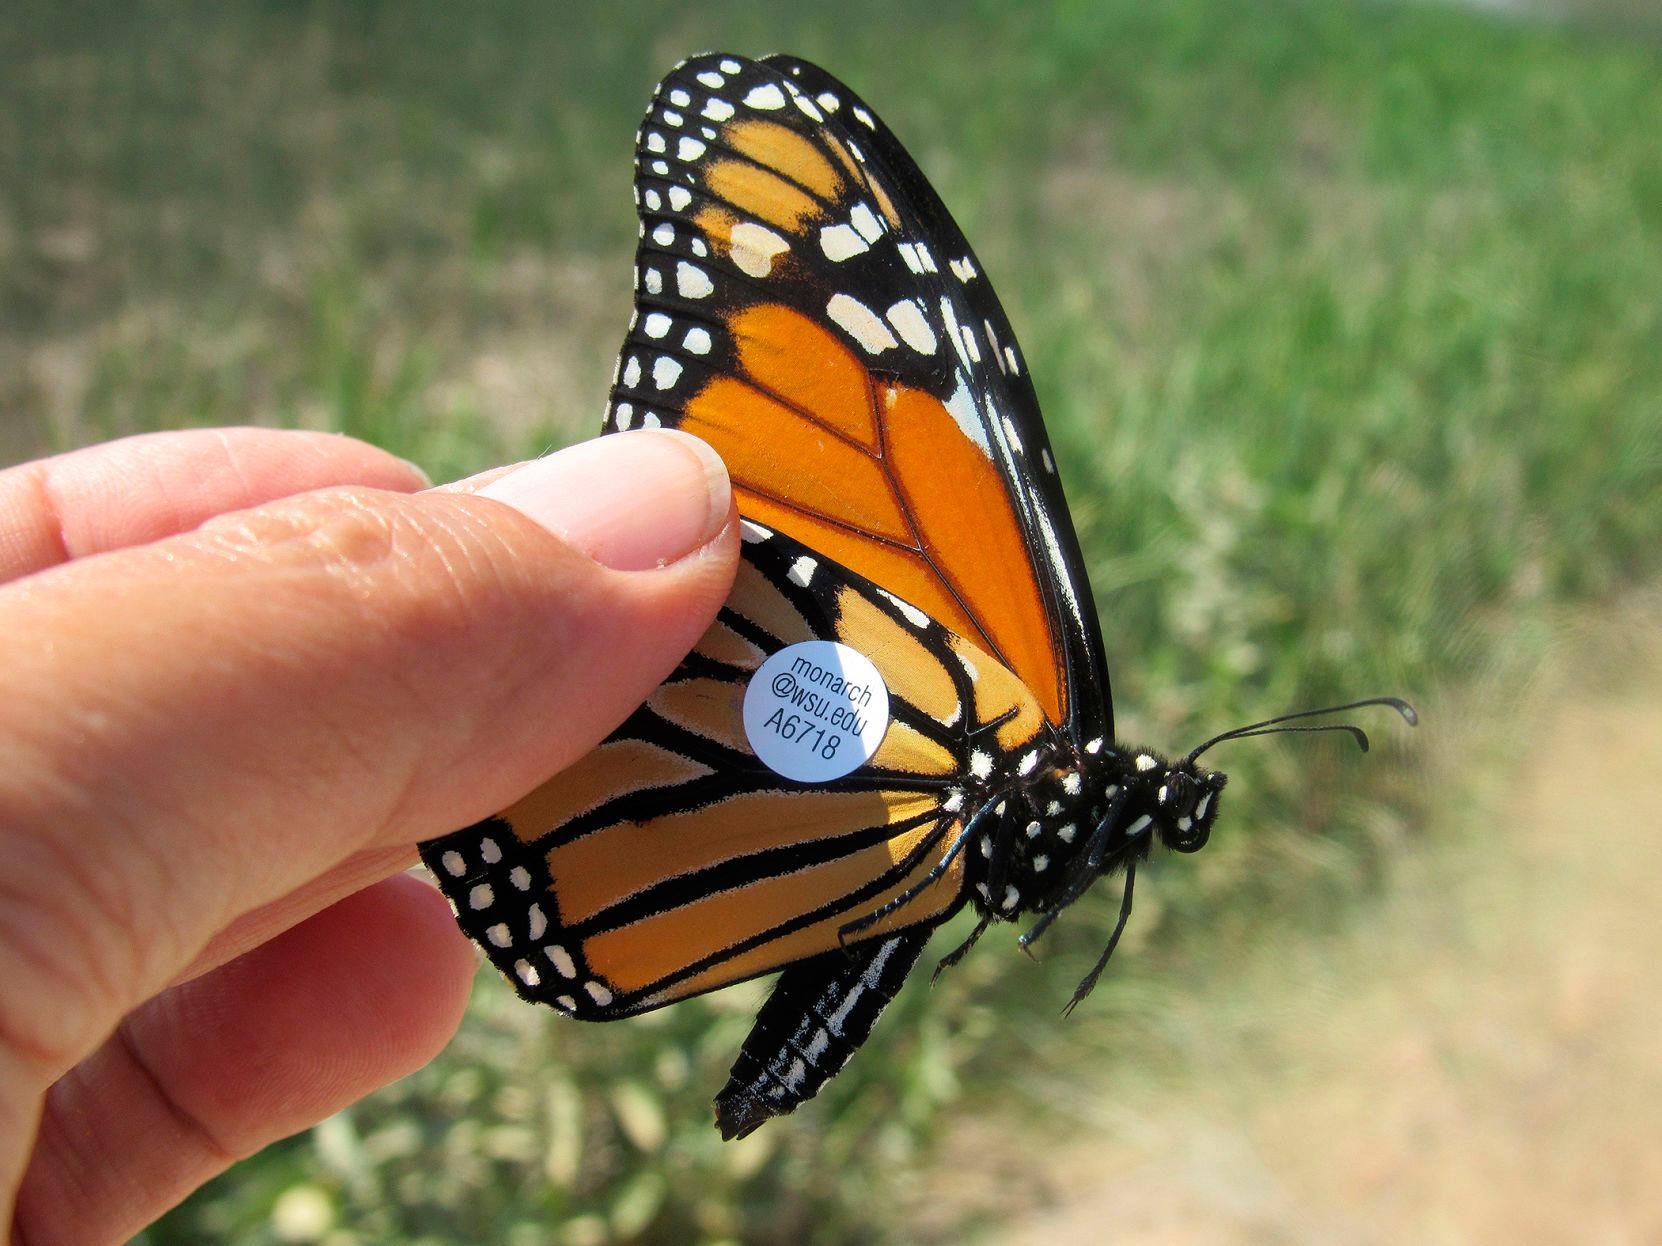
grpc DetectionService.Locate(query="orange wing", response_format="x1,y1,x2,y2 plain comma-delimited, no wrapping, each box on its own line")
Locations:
419,521,1051,1017
607,60,1084,727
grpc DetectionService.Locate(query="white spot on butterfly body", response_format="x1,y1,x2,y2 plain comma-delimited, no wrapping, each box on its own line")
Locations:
1197,794,1212,819
676,262,714,298
744,83,786,109
1033,854,1051,872
1126,814,1154,838
979,835,993,858
1058,823,1078,843
651,357,683,390
819,223,869,262
942,789,965,813
1135,754,1158,771
1002,885,1020,910
730,221,789,276
1017,750,1040,776
969,750,993,780
787,556,817,587
827,293,898,354
1063,772,1083,795
1025,820,1041,838
885,299,937,354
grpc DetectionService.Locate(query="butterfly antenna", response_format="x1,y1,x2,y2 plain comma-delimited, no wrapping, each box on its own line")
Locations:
1184,696,1417,765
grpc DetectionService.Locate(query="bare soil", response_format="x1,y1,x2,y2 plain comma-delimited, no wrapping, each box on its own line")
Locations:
978,605,1662,1245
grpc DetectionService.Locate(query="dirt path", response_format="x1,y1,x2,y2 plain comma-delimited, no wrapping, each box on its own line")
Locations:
981,608,1662,1245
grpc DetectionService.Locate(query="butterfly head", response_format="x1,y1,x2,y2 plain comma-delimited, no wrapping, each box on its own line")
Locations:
1150,759,1227,854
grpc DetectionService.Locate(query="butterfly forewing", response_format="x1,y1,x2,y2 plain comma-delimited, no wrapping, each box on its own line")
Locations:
420,522,1051,1018
607,52,1104,739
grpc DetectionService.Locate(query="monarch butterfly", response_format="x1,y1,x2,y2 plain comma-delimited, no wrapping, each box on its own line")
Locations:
419,52,1415,1140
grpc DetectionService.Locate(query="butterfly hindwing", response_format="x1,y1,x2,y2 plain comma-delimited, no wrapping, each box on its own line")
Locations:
607,52,1107,740
419,522,1054,1020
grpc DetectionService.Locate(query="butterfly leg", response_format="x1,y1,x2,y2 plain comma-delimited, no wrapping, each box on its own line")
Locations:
1061,862,1136,1016
715,927,933,1140
838,799,1001,944
1019,789,1127,952
931,915,991,984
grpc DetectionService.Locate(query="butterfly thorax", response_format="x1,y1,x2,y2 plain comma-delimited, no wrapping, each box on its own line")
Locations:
965,744,1228,921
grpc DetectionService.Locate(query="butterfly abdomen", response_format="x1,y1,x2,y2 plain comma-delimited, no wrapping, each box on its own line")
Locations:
715,927,932,1140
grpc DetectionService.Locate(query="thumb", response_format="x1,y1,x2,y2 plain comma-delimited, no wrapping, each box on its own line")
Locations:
0,429,736,1083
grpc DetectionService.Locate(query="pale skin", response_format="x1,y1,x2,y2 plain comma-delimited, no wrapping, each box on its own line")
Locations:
0,425,738,1245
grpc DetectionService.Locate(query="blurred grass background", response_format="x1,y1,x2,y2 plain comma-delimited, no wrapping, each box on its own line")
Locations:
4,0,1660,1241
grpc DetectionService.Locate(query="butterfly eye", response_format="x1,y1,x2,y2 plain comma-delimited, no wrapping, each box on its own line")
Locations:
1162,773,1196,818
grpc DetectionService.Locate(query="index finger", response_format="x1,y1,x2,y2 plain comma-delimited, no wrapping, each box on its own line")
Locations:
0,428,431,584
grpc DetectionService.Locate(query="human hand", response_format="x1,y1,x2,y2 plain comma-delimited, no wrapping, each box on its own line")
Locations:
0,426,737,1244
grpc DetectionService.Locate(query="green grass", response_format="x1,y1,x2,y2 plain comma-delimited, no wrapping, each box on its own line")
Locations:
5,0,1662,1241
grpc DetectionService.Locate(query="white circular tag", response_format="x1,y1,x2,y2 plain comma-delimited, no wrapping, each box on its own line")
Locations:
742,640,891,783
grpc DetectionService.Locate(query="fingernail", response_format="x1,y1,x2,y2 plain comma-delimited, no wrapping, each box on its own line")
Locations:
397,456,434,488
477,430,730,570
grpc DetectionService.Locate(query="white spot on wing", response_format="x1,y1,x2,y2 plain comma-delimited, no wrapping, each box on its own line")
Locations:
546,945,577,978
643,312,671,338
684,326,712,354
787,556,817,587
827,293,898,354
744,83,786,109
651,222,674,246
819,223,869,262
677,136,706,161
651,356,682,390
584,980,614,1006
729,221,789,277
676,262,714,298
702,97,735,121
849,203,883,242
697,71,725,88
885,299,937,354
